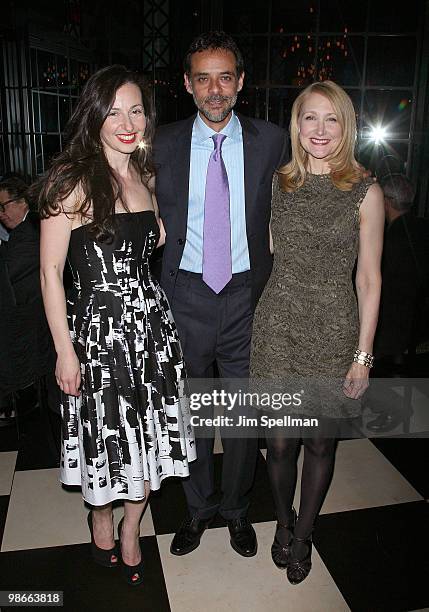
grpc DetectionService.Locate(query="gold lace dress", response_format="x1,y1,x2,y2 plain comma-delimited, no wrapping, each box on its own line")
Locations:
250,173,373,418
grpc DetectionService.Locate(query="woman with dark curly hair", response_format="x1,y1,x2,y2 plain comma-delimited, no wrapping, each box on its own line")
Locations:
37,65,195,586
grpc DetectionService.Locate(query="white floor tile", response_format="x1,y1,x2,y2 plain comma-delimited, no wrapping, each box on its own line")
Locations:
2,468,154,551
260,438,422,514
0,452,17,495
320,439,422,512
214,427,223,454
158,521,350,612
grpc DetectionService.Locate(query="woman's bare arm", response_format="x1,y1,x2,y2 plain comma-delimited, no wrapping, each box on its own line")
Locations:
343,182,385,399
148,175,166,247
40,192,81,396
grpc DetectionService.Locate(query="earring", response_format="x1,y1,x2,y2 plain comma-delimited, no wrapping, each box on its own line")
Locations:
138,138,148,150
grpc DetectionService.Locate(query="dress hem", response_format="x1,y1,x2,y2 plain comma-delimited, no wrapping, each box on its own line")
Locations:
59,468,192,506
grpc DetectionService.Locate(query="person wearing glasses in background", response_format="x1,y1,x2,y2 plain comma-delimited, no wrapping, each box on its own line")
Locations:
0,176,40,303
0,176,52,425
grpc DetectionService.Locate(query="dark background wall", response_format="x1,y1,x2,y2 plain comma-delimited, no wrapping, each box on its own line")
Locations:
1,0,428,214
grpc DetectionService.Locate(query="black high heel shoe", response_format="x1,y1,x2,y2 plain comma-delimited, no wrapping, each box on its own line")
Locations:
87,511,119,568
271,508,297,569
118,518,144,586
286,535,313,585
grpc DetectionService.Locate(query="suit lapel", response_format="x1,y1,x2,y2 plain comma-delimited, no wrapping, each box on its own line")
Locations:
238,113,261,237
170,115,195,233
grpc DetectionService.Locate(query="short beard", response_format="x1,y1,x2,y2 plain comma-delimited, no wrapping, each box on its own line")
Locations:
193,93,238,123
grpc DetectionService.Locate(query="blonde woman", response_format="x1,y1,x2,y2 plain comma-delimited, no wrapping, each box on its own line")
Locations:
251,81,384,584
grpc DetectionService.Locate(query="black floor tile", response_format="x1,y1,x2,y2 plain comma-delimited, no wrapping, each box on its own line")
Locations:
14,408,60,471
314,501,429,612
0,536,170,612
246,450,276,524
150,451,276,535
149,477,189,536
370,438,429,498
0,495,10,548
0,423,19,452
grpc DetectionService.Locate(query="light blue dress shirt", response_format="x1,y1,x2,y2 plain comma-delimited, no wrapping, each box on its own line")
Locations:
180,111,250,273
0,223,9,242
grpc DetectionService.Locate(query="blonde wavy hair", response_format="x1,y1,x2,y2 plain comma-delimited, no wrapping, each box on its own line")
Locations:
278,80,365,192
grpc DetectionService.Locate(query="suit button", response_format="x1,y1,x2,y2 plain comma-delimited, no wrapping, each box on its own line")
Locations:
177,238,184,245
169,270,175,277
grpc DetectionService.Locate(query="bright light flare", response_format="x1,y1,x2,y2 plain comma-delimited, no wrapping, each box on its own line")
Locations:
369,125,388,145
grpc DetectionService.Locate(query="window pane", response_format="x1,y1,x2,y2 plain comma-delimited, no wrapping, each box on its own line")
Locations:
237,37,268,86
268,88,300,128
71,96,79,113
224,0,269,34
0,135,5,177
59,96,71,132
42,135,61,166
357,140,409,175
271,1,317,34
237,88,267,120
320,0,367,32
57,55,69,88
344,89,362,113
317,36,363,86
34,135,43,174
369,0,420,33
30,48,38,87
78,62,90,89
169,0,202,45
168,89,197,124
40,94,58,132
270,36,316,86
32,92,40,132
366,37,416,86
363,90,413,139
37,50,58,90
70,60,79,94
374,149,409,179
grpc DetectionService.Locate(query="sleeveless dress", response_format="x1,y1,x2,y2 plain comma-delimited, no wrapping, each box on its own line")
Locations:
250,173,373,418
60,210,196,506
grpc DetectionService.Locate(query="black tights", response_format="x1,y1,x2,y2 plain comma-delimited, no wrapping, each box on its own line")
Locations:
266,431,337,542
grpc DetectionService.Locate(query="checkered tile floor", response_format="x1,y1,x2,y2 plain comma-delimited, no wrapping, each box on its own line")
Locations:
0,400,428,612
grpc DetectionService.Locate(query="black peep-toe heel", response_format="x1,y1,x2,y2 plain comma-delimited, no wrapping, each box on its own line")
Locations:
87,511,119,568
118,518,144,586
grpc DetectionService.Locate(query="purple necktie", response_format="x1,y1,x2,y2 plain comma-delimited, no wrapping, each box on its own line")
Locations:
202,134,232,293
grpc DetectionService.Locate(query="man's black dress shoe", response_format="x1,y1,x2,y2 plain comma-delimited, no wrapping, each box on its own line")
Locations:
170,516,212,556
366,412,408,433
227,517,257,557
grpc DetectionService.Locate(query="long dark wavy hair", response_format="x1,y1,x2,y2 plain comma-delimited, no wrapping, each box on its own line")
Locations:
35,65,155,241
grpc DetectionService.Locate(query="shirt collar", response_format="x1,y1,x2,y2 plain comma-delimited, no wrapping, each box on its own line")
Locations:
193,111,241,144
0,224,9,241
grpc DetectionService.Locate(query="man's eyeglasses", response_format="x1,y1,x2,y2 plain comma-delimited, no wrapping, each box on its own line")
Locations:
0,198,18,213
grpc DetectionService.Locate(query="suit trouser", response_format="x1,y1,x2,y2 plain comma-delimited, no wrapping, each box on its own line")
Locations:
170,269,259,520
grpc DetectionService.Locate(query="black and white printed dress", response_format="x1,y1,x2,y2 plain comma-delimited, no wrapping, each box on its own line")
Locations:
61,210,196,506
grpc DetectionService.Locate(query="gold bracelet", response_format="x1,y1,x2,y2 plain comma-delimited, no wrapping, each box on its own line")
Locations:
353,349,374,368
